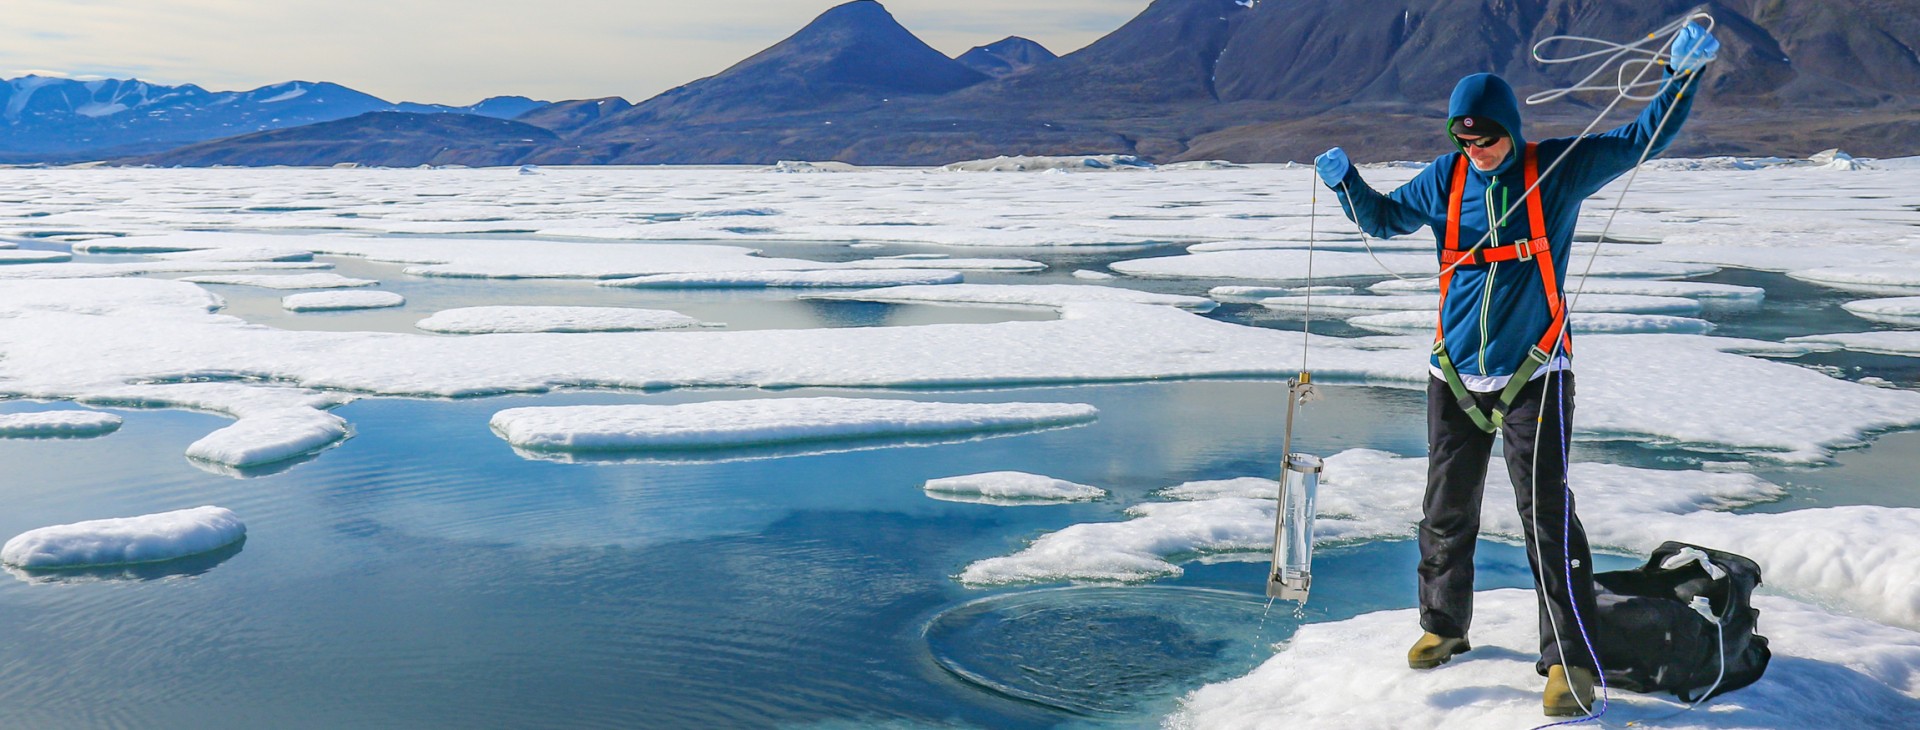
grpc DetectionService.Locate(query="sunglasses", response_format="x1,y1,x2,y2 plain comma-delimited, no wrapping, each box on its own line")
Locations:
1455,134,1506,149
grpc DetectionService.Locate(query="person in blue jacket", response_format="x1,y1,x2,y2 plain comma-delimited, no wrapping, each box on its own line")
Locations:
1312,22,1719,717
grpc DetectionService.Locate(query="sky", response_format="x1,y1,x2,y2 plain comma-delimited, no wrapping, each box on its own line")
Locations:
2,0,1148,106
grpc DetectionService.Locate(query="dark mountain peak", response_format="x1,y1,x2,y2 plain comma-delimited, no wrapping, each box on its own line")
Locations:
955,0,1253,106
605,0,987,125
956,36,1058,78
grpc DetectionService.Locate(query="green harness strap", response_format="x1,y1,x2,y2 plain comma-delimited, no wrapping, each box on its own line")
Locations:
1433,344,1552,434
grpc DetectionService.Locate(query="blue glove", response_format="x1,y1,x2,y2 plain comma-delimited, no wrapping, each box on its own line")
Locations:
1669,22,1718,73
1315,147,1349,187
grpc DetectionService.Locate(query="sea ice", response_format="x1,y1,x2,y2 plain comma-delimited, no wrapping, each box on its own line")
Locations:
282,291,406,311
1789,332,1920,358
490,397,1099,454
1841,297,1920,326
1789,264,1920,295
415,306,704,334
1167,590,1920,729
600,269,964,289
803,284,1217,312
1209,286,1356,303
2,506,246,570
0,260,327,280
181,273,378,290
1071,270,1116,280
0,250,72,264
923,472,1107,505
845,258,1046,272
1347,311,1714,335
0,410,122,437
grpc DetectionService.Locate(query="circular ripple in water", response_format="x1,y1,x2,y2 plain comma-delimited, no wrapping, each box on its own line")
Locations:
923,586,1280,717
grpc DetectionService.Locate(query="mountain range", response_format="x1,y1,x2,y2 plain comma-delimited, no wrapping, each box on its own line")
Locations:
14,0,1920,167
0,76,553,163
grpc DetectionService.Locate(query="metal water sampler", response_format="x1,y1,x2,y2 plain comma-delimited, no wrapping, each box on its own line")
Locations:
1267,374,1323,602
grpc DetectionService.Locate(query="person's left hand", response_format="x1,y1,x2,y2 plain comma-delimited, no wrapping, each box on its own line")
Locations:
1670,22,1719,73
1315,147,1349,187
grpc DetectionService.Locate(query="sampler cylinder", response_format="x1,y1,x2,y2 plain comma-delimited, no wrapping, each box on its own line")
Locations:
1268,452,1324,602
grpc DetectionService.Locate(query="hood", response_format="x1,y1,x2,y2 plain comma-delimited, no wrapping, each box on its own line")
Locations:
1448,73,1525,176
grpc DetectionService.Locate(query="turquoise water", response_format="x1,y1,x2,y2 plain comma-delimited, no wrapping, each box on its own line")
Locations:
1,244,1914,728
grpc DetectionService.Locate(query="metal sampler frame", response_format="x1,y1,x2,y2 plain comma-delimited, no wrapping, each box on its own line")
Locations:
1267,373,1322,602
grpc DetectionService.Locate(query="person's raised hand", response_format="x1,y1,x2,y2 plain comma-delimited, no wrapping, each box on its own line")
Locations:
1670,22,1719,73
1315,147,1349,187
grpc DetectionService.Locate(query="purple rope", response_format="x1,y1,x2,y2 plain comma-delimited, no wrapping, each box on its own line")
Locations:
1533,367,1609,729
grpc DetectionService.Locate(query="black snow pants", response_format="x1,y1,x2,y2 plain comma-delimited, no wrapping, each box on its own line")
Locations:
1420,371,1599,674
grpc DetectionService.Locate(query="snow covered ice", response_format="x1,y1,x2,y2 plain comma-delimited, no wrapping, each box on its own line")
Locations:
489,397,1099,455
182,273,378,290
923,472,1107,505
415,306,705,334
1168,590,1920,729
1841,297,1920,326
0,410,123,437
282,290,406,311
2,506,245,570
803,284,1217,311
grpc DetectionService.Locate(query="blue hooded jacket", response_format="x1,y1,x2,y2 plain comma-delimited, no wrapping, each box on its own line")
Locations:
1331,71,1696,388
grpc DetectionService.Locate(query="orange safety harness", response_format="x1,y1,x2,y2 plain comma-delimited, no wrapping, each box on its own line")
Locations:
1433,142,1570,433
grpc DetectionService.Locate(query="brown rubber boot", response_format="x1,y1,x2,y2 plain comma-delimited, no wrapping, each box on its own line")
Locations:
1543,665,1598,717
1406,632,1471,669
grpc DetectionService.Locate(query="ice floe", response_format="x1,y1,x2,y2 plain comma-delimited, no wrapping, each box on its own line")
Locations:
600,269,964,289
1841,297,1920,326
1209,286,1356,303
490,398,1098,455
1347,311,1714,335
0,250,72,264
0,410,122,437
803,284,1216,312
2,506,246,570
416,306,705,334
282,290,406,311
845,257,1045,272
1168,590,1920,729
923,472,1107,505
1789,332,1920,358
0,260,327,280
1788,264,1920,296
181,273,378,290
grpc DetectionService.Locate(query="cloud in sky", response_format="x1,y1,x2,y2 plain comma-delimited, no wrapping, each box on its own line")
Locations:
2,0,1147,105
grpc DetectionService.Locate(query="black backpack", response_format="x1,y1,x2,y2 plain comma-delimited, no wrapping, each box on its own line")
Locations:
1590,541,1771,701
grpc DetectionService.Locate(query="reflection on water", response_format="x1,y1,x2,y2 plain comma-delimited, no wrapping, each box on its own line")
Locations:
924,587,1270,717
